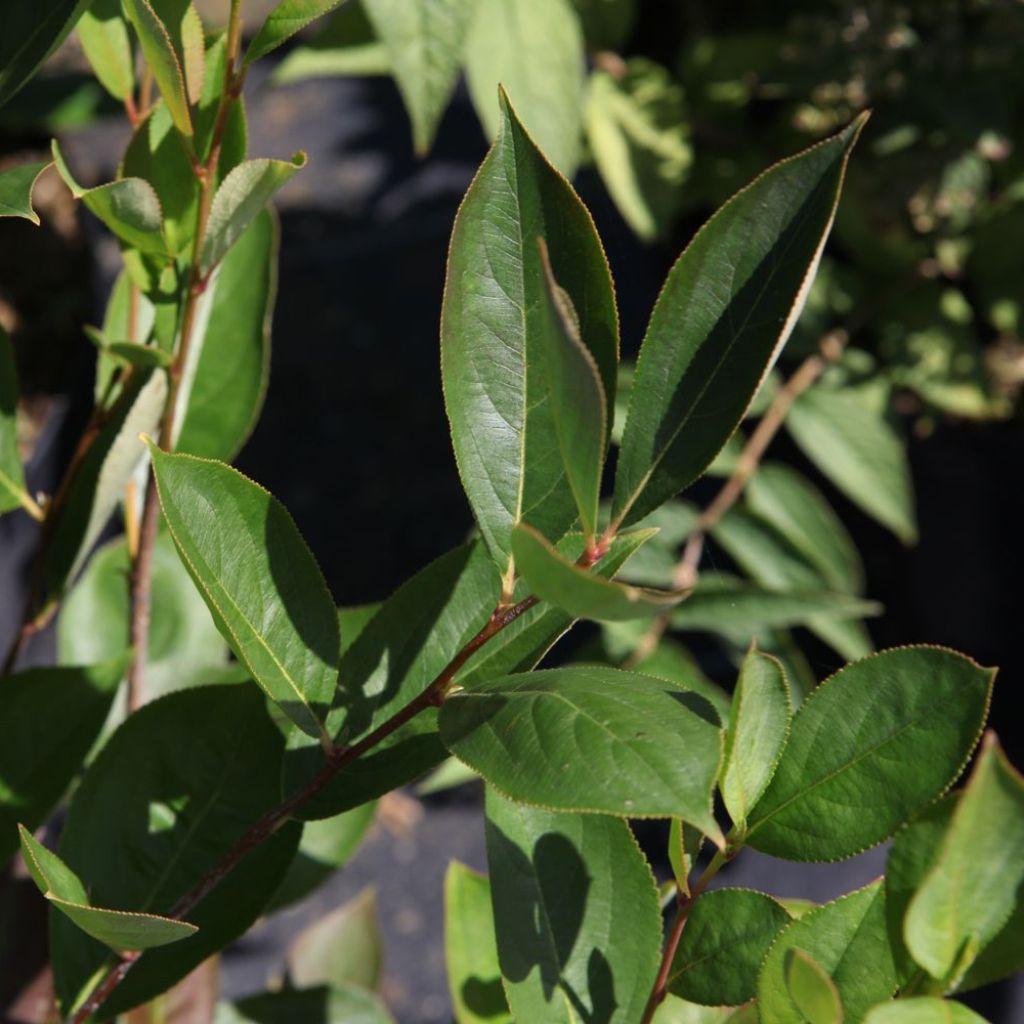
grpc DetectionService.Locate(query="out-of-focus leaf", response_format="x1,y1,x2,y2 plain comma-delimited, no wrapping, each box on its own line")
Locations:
784,949,842,1024
0,158,50,223
1,326,32,515
571,0,636,50
216,984,393,1024
464,0,586,177
77,0,134,101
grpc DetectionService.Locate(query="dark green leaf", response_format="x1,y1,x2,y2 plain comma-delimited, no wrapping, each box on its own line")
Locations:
612,115,866,526
863,998,989,1024
175,208,276,460
485,787,661,1023
784,949,842,1024
630,638,732,725
149,445,339,739
245,0,347,65
216,984,394,1024
362,0,474,154
440,665,723,837
745,647,993,860
0,658,128,861
442,90,617,576
51,686,300,1017
512,523,684,621
0,0,88,109
720,647,791,831
668,888,791,1005
19,826,198,951
77,0,134,101
758,882,896,1023
905,734,1024,984
445,862,512,1024
570,0,636,50
0,158,50,223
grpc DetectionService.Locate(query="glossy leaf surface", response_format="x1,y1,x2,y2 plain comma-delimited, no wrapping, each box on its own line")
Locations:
745,647,993,860
613,116,866,526
150,445,338,739
485,788,661,1023
0,158,49,223
442,91,617,575
440,665,723,836
0,0,88,108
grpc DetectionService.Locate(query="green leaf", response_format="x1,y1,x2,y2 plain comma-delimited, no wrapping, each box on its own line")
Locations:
267,801,375,912
670,573,878,637
631,638,732,725
441,90,618,576
584,57,691,241
175,208,276,460
272,2,390,82
57,532,230,708
745,646,993,861
485,787,661,1023
44,369,168,598
77,0,134,101
0,158,50,223
362,0,473,154
667,818,703,896
668,888,791,1005
1,326,32,515
863,999,989,1024
721,647,791,832
445,862,513,1024
200,155,306,273
51,686,300,1016
216,984,394,1024
512,524,686,621
0,0,88,109
245,0,346,65
0,658,128,861
464,0,585,177
746,463,864,595
570,0,636,50
52,140,168,255
122,0,193,137
905,734,1024,984
196,31,248,175
19,825,198,952
959,900,1024,993
287,886,381,990
103,341,173,369
536,239,607,537
612,115,866,527
652,996,750,1024
149,446,338,739
758,882,896,1023
786,386,916,544
785,949,842,1024
440,665,724,837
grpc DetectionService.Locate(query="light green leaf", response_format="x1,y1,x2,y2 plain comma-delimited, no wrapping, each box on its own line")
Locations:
57,532,230,708
245,0,347,65
104,341,173,369
585,57,691,240
667,818,703,896
175,208,276,460
441,91,617,576
216,984,394,1024
51,686,300,1016
746,463,864,595
863,999,989,1024
148,445,339,739
92,270,157,401
464,0,585,177
651,996,749,1024
0,658,128,861
746,647,993,861
612,115,866,527
44,369,168,597
512,523,685,621
19,825,197,951
0,0,89,109
77,0,134,101
758,882,896,1023
785,949,842,1024
201,154,306,273
445,862,513,1024
122,0,193,136
485,787,661,1023
1,326,33,515
721,647,791,832
362,0,473,154
440,665,724,837
272,4,390,82
668,888,791,1005
417,756,479,795
0,158,50,223
287,886,381,990
786,386,916,544
52,139,168,255
959,900,1024,993
536,238,607,537
670,573,878,637
905,734,1024,984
